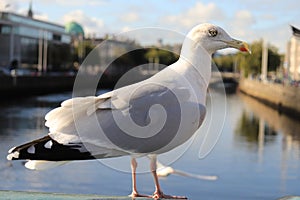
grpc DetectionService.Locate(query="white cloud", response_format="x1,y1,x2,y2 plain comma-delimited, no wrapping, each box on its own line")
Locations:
121,26,132,32
163,2,225,29
121,12,139,23
0,1,50,23
30,0,107,6
0,0,19,12
232,10,256,28
224,10,288,53
34,13,49,21
2,0,294,53
17,8,49,21
229,10,256,38
260,14,276,21
62,10,104,36
253,24,290,53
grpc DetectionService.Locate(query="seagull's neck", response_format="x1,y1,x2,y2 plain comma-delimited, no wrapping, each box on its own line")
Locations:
175,39,212,87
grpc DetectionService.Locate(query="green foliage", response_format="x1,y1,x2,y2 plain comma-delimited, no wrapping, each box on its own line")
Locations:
213,40,283,77
84,40,96,55
213,54,235,71
113,49,147,67
235,111,259,143
235,110,277,145
110,47,178,74
236,40,282,77
144,48,179,66
72,41,179,68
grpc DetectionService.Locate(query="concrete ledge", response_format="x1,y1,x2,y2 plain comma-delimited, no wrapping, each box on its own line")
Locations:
278,196,300,200
0,190,142,200
0,190,184,200
239,79,300,118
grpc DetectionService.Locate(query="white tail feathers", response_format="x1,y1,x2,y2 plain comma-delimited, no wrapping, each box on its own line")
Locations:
25,160,68,170
156,160,217,181
45,96,109,134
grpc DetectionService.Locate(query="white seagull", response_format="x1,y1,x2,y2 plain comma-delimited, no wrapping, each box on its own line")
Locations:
7,23,250,199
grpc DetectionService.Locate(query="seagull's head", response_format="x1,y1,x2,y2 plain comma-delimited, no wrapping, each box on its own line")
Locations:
186,23,251,55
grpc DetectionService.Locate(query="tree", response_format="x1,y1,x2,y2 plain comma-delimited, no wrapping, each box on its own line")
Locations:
144,48,179,66
236,40,282,77
213,54,236,71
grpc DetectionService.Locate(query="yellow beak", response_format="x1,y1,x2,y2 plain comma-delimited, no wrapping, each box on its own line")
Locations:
224,39,251,54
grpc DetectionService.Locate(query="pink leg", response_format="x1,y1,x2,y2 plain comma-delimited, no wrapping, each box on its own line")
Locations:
150,155,187,199
129,158,150,198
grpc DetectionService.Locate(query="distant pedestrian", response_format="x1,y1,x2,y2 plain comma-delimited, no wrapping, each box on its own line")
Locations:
9,59,18,71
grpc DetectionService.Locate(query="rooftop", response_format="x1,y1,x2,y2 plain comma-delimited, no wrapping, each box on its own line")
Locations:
0,11,65,33
291,25,300,37
65,21,84,37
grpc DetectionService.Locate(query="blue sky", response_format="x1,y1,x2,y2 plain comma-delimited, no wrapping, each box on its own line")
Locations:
1,0,300,53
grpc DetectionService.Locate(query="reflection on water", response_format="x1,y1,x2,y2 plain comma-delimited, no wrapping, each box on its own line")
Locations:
238,93,300,158
237,93,300,191
0,91,299,199
235,111,277,147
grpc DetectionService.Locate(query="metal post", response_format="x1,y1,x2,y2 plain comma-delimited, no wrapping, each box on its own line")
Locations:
38,30,43,73
9,25,14,64
258,118,265,163
43,30,48,73
294,39,299,80
261,40,268,82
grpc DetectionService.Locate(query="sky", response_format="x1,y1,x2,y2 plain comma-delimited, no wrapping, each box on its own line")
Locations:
1,0,300,53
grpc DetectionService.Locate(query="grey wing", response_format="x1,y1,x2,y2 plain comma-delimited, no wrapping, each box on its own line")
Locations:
45,82,205,156
95,84,205,154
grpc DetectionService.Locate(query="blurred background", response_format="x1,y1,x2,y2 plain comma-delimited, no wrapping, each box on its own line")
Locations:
0,0,299,199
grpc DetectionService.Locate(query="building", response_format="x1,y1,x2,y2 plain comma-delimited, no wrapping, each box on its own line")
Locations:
65,21,85,64
285,25,300,80
65,21,84,37
0,10,72,73
82,36,140,76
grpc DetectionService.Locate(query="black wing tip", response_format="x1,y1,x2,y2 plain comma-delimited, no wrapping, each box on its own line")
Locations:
7,135,95,161
7,148,19,160
7,135,51,160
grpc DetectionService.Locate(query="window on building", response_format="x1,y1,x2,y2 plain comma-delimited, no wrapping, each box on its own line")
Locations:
0,25,12,34
53,34,61,41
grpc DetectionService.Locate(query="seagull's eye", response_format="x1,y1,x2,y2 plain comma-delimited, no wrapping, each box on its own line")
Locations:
208,28,218,37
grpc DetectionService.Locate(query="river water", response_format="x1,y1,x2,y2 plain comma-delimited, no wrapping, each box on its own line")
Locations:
0,89,299,199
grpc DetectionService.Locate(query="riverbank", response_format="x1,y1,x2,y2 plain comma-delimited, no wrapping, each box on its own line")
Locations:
0,75,116,98
239,78,300,118
0,72,153,99
0,75,75,97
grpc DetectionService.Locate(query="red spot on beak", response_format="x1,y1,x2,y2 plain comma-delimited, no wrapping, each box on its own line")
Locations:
239,46,248,52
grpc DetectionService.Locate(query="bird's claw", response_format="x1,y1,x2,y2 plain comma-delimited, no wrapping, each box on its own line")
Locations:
129,191,152,198
129,191,187,199
152,191,187,199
